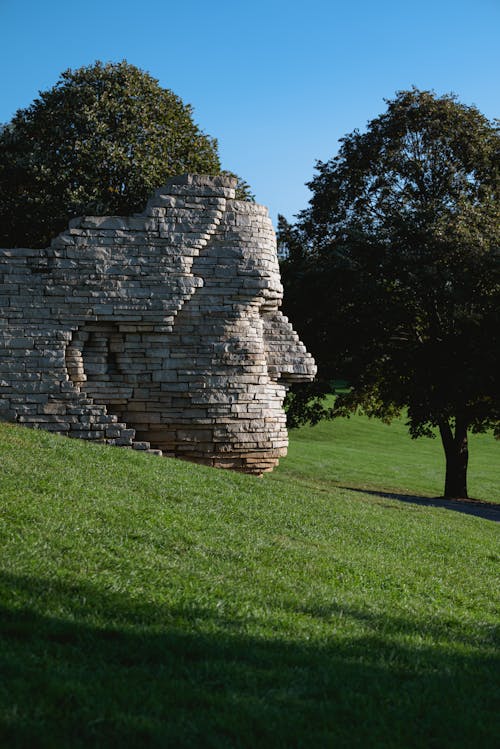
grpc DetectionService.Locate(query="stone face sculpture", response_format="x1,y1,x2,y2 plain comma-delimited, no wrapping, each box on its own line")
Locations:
0,174,316,474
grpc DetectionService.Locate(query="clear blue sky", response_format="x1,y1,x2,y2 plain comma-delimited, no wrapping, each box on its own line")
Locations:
1,0,498,224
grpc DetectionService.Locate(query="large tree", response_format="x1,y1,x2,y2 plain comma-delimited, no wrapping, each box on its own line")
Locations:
280,89,499,499
0,60,223,248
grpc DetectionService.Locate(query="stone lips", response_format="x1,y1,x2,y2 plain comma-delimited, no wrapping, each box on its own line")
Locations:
0,174,316,474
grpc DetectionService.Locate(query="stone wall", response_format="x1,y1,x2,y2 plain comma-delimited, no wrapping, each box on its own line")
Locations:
0,174,316,474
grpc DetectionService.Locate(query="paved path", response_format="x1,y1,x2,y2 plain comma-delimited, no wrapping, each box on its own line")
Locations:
341,487,500,522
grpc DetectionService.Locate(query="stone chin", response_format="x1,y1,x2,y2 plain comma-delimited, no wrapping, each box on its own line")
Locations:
0,174,316,475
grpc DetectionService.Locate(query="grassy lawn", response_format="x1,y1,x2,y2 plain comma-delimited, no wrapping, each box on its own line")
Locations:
279,408,500,502
0,418,498,748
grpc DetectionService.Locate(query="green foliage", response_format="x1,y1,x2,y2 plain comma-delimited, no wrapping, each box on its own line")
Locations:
221,169,256,202
280,89,500,496
0,422,498,747
0,61,225,247
284,381,332,427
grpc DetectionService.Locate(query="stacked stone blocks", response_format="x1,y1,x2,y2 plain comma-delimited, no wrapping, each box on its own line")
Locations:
0,175,315,474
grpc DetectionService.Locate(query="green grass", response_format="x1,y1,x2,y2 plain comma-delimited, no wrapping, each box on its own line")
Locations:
0,417,498,748
280,410,500,502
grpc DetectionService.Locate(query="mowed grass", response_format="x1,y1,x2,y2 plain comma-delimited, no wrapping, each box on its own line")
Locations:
279,411,500,502
0,417,498,748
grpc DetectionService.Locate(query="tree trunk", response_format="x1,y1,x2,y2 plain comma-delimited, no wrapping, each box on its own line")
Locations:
438,419,469,499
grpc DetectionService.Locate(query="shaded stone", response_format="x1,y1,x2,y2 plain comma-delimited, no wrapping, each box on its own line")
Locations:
0,174,316,475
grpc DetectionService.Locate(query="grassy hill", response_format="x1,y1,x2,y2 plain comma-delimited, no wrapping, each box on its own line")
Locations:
0,416,498,748
280,411,500,502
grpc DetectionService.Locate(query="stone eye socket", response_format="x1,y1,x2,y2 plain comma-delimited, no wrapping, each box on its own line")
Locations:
66,323,124,386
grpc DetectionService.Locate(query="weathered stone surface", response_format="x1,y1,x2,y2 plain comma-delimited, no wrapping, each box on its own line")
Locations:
0,174,316,474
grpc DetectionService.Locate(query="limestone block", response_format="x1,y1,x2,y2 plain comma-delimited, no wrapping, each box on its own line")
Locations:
0,174,316,474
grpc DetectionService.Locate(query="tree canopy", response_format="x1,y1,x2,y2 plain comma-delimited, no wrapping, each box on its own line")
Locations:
0,61,245,248
280,88,499,498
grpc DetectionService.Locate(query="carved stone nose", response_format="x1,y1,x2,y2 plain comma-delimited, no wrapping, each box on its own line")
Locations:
262,311,317,383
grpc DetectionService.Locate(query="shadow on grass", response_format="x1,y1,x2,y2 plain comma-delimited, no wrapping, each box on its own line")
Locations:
0,571,498,748
339,487,500,522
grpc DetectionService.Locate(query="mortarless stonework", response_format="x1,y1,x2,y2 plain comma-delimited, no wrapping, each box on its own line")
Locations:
0,174,316,474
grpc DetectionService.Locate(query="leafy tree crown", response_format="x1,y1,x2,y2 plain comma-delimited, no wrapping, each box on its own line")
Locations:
281,89,499,442
0,61,253,247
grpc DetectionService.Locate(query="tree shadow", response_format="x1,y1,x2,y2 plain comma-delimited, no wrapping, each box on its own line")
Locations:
0,571,498,748
338,486,500,522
